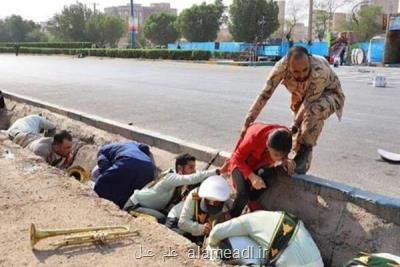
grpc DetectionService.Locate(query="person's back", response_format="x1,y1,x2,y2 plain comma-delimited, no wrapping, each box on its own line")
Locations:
94,141,156,209
27,137,53,161
8,114,55,136
208,210,323,267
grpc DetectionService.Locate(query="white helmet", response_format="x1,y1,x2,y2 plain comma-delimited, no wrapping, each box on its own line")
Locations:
199,175,230,202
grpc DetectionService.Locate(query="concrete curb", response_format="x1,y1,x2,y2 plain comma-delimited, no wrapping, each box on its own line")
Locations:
3,91,400,225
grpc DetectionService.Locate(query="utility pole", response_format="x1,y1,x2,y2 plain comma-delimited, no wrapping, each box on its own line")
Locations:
308,0,313,44
89,2,99,14
129,0,136,48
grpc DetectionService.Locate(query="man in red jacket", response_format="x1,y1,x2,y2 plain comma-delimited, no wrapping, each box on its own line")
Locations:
228,122,295,218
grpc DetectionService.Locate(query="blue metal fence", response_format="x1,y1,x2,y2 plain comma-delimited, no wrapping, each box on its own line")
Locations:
168,41,329,57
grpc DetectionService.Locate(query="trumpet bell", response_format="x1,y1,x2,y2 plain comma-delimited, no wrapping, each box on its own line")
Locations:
66,166,90,183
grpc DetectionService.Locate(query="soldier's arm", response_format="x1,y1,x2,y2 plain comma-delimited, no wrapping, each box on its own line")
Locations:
208,217,248,247
166,169,218,188
243,59,286,130
177,191,204,236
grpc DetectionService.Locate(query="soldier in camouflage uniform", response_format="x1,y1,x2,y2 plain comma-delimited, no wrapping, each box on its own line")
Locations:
241,46,345,174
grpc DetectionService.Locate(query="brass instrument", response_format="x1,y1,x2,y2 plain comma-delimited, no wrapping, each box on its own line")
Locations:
30,223,138,248
66,165,90,183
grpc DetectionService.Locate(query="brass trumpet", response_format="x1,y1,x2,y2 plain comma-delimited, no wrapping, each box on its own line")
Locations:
30,223,138,248
66,165,90,183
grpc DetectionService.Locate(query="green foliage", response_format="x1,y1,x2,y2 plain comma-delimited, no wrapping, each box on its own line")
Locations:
176,0,225,42
229,0,279,42
86,14,126,47
48,2,93,42
0,47,213,60
25,29,49,42
143,12,179,46
0,42,92,48
340,5,385,41
0,15,41,42
213,51,242,60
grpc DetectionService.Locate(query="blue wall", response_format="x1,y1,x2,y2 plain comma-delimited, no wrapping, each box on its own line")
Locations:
168,41,329,57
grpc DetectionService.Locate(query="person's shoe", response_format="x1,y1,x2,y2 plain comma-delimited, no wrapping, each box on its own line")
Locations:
294,144,313,174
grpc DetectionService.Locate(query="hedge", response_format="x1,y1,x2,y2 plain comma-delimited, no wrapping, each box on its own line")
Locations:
0,47,213,61
212,51,242,61
0,42,92,49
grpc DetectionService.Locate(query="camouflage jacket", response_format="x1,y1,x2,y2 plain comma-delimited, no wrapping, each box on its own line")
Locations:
244,55,345,128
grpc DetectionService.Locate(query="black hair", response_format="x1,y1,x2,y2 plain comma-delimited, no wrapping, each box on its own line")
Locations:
268,129,292,153
175,153,196,170
53,130,72,145
287,46,310,60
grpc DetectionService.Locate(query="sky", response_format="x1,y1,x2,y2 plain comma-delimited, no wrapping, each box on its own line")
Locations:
0,0,233,22
0,0,398,23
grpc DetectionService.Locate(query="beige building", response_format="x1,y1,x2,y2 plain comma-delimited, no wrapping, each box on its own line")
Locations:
370,0,399,14
360,0,399,14
332,12,347,32
312,10,348,39
291,22,307,41
104,3,177,26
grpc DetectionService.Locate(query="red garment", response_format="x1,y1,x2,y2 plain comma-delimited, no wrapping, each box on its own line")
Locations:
229,123,289,179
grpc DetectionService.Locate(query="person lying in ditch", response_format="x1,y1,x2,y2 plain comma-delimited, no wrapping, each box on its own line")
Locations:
92,141,156,209
227,122,295,218
123,153,225,224
26,130,73,169
176,175,231,246
204,210,323,267
7,114,56,147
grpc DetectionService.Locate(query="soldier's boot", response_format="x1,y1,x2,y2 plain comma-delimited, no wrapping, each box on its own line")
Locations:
294,144,313,175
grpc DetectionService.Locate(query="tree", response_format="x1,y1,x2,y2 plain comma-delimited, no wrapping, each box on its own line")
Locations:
229,0,279,42
285,0,307,41
48,2,92,42
340,5,384,41
143,12,179,46
25,29,49,42
313,0,354,40
0,20,11,42
86,14,125,47
176,0,224,42
2,15,40,42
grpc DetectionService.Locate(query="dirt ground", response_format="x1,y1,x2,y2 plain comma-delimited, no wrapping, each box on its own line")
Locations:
0,100,218,267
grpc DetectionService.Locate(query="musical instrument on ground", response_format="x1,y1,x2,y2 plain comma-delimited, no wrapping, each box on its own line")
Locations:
30,223,139,248
66,165,90,183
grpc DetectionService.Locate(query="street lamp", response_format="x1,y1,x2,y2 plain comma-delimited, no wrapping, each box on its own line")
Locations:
308,0,313,44
129,0,136,48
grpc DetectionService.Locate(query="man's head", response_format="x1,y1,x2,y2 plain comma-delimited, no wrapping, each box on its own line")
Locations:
52,130,73,158
267,129,292,162
198,176,230,215
175,153,196,175
287,46,311,82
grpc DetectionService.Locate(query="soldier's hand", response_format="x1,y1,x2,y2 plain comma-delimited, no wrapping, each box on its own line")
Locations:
203,223,212,235
249,173,267,190
282,159,296,176
219,159,230,174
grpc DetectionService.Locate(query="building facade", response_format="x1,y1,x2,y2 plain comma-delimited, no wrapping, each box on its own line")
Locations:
104,2,177,26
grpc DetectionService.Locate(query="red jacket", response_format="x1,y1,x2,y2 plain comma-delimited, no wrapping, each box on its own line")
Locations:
229,123,289,179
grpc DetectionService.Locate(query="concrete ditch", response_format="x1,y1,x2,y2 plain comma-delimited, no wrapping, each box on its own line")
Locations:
2,92,400,266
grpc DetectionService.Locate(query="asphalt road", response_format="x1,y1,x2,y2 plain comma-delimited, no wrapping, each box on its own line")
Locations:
0,54,399,198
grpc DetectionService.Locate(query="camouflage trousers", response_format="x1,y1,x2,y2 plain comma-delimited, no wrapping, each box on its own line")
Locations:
294,93,338,148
